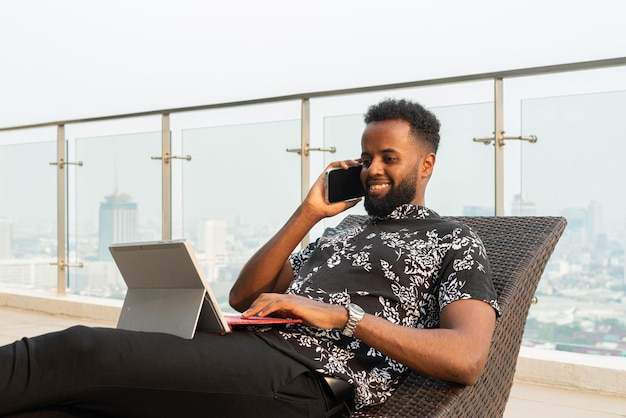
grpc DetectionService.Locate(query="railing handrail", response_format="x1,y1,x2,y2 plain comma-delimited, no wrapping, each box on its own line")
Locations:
2,56,626,132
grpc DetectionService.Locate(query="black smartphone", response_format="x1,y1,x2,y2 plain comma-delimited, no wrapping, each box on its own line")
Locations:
324,165,365,203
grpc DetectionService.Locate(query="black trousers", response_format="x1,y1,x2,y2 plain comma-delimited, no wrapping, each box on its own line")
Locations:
0,326,344,417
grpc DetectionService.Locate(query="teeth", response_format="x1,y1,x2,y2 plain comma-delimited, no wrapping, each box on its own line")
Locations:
370,184,389,190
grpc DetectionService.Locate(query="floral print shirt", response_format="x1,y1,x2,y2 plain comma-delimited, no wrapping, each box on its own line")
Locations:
253,205,500,409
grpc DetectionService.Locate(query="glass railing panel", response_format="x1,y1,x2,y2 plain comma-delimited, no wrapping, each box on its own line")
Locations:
520,90,626,357
427,102,495,215
321,101,494,223
181,120,301,312
70,131,161,299
0,138,57,292
169,102,303,240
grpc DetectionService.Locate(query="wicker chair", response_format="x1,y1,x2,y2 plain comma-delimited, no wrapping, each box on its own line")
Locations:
334,215,567,418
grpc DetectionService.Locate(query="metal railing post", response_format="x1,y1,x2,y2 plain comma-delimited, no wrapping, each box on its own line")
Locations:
300,99,310,248
162,113,172,240
56,124,67,296
494,78,505,216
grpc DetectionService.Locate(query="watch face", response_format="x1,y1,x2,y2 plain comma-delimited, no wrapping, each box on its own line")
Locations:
343,303,365,337
350,303,365,315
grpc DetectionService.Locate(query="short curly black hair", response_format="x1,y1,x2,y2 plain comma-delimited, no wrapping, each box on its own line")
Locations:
364,98,440,153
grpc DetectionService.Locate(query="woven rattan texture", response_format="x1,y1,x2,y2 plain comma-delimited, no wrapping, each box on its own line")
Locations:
335,215,567,418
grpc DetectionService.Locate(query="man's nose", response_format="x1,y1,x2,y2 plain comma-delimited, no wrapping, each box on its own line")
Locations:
367,158,385,176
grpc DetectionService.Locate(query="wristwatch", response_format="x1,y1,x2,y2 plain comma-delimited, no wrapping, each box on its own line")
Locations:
342,303,365,337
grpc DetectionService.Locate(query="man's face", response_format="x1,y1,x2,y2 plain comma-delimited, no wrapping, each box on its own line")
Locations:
360,119,431,217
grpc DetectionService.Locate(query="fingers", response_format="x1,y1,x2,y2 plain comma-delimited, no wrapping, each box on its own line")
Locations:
243,293,294,318
327,159,361,170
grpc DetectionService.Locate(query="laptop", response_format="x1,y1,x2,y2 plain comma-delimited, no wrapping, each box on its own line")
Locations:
109,239,300,339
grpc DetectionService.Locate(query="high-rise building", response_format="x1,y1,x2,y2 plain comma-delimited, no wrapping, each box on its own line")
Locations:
197,220,227,259
586,201,604,238
97,191,138,260
197,219,228,281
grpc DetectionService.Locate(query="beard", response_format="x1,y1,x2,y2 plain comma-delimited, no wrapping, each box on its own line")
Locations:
364,171,418,217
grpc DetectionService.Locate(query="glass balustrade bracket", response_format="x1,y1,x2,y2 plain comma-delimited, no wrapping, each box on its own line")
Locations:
150,153,192,164
49,159,84,168
50,261,84,269
473,134,538,146
285,145,336,156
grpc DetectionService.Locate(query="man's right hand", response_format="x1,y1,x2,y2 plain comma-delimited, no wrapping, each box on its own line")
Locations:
301,159,363,220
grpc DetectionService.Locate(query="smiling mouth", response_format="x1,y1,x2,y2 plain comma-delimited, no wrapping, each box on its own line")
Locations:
369,183,390,191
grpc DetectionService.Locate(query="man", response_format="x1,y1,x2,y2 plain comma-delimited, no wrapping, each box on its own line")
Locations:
231,97,499,409
0,98,498,417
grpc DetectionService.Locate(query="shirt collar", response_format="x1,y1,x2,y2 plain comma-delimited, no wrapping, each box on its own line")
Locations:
371,204,440,222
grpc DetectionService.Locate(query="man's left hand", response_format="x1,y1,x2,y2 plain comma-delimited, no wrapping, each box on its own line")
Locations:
242,293,349,330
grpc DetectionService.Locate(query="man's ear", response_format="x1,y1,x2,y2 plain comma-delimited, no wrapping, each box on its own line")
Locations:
421,153,436,178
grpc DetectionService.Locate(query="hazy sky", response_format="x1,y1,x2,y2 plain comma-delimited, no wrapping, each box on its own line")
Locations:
2,0,626,127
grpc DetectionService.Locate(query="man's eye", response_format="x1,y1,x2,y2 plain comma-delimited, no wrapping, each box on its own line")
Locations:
361,160,372,167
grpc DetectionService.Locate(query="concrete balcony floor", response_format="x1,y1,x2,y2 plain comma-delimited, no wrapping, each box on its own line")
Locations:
1,306,625,417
